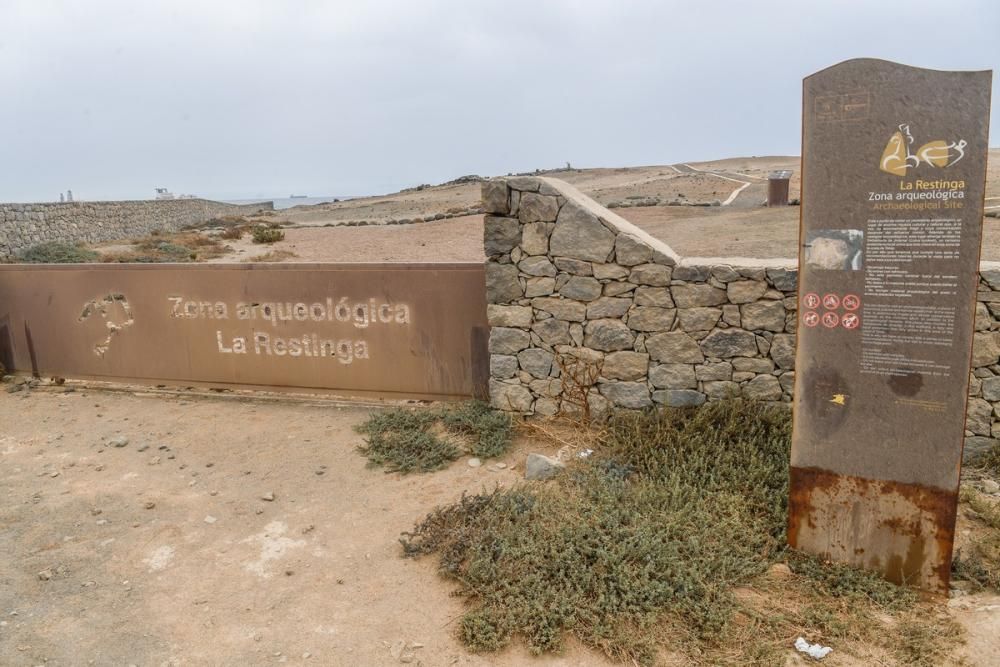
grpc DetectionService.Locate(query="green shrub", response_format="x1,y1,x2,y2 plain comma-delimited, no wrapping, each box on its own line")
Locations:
355,401,512,473
400,401,930,664
17,241,99,263
252,226,285,244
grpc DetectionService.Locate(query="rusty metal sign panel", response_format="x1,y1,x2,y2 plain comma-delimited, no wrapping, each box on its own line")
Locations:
0,263,489,400
789,59,992,592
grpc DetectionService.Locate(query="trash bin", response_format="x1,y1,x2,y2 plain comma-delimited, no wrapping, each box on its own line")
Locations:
767,170,792,206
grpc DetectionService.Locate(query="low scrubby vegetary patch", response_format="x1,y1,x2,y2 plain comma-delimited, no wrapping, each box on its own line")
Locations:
251,225,285,244
953,485,1000,591
17,241,99,263
400,401,962,665
355,401,512,473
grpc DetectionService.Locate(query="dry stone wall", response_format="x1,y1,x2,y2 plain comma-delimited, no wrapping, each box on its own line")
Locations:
0,199,274,260
482,176,1000,462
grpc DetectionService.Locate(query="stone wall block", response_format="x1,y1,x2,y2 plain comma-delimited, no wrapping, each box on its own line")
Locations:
626,307,676,332
614,234,653,266
489,379,533,412
489,327,530,354
649,363,696,389
531,297,586,322
482,180,510,214
677,307,722,332
700,329,758,358
532,319,573,345
645,331,705,363
554,257,592,275
491,355,518,379
740,300,787,332
484,215,521,256
629,263,672,287
592,263,630,280
671,284,728,308
549,201,616,262
586,297,632,320
518,192,560,223
486,263,523,303
727,280,768,304
560,276,603,301
487,305,533,328
521,222,552,256
599,381,652,409
602,351,650,381
518,256,557,277
633,286,674,308
584,319,636,351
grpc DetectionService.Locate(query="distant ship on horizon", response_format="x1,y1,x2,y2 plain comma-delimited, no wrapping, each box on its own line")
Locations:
289,194,308,199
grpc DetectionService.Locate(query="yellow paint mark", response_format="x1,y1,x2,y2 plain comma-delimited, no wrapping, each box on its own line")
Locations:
829,394,847,405
880,131,908,176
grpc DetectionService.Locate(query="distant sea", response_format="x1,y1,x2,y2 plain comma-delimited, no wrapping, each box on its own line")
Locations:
222,196,353,210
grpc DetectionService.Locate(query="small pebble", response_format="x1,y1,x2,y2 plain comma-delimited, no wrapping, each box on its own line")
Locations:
204,515,217,524
144,501,155,510
467,458,482,468
260,492,275,502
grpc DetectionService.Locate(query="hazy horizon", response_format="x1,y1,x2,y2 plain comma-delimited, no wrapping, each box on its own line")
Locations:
2,1,997,202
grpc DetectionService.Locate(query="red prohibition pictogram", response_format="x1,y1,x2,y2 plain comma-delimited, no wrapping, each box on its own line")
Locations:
842,313,860,329
802,311,820,327
803,292,821,309
842,294,860,311
822,311,840,328
822,293,840,310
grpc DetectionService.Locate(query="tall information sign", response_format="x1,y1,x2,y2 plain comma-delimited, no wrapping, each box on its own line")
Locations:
789,59,992,592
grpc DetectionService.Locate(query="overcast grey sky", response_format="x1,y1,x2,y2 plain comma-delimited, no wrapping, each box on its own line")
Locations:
1,0,997,202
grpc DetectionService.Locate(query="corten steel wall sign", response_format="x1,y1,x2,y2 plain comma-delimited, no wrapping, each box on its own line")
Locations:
789,59,992,592
0,263,489,400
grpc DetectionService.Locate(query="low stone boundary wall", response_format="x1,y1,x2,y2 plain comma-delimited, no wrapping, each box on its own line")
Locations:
0,198,274,260
482,176,1000,461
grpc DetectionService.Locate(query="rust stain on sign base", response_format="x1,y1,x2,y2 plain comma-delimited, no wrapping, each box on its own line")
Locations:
788,466,957,593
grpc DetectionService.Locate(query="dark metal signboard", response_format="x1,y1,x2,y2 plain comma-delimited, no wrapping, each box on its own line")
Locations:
789,59,992,592
0,263,489,400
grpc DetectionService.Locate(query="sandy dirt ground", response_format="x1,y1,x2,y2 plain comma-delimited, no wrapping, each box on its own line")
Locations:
218,216,486,264
1,385,998,667
0,386,610,667
83,152,999,265
206,207,1000,265
223,151,996,263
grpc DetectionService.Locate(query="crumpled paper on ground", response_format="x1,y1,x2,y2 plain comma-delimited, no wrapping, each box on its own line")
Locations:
794,636,833,660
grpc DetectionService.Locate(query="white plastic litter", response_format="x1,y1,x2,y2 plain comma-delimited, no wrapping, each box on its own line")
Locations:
794,637,832,660
577,449,594,459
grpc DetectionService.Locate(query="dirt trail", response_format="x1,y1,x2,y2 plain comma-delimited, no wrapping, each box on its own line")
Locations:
0,387,604,667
